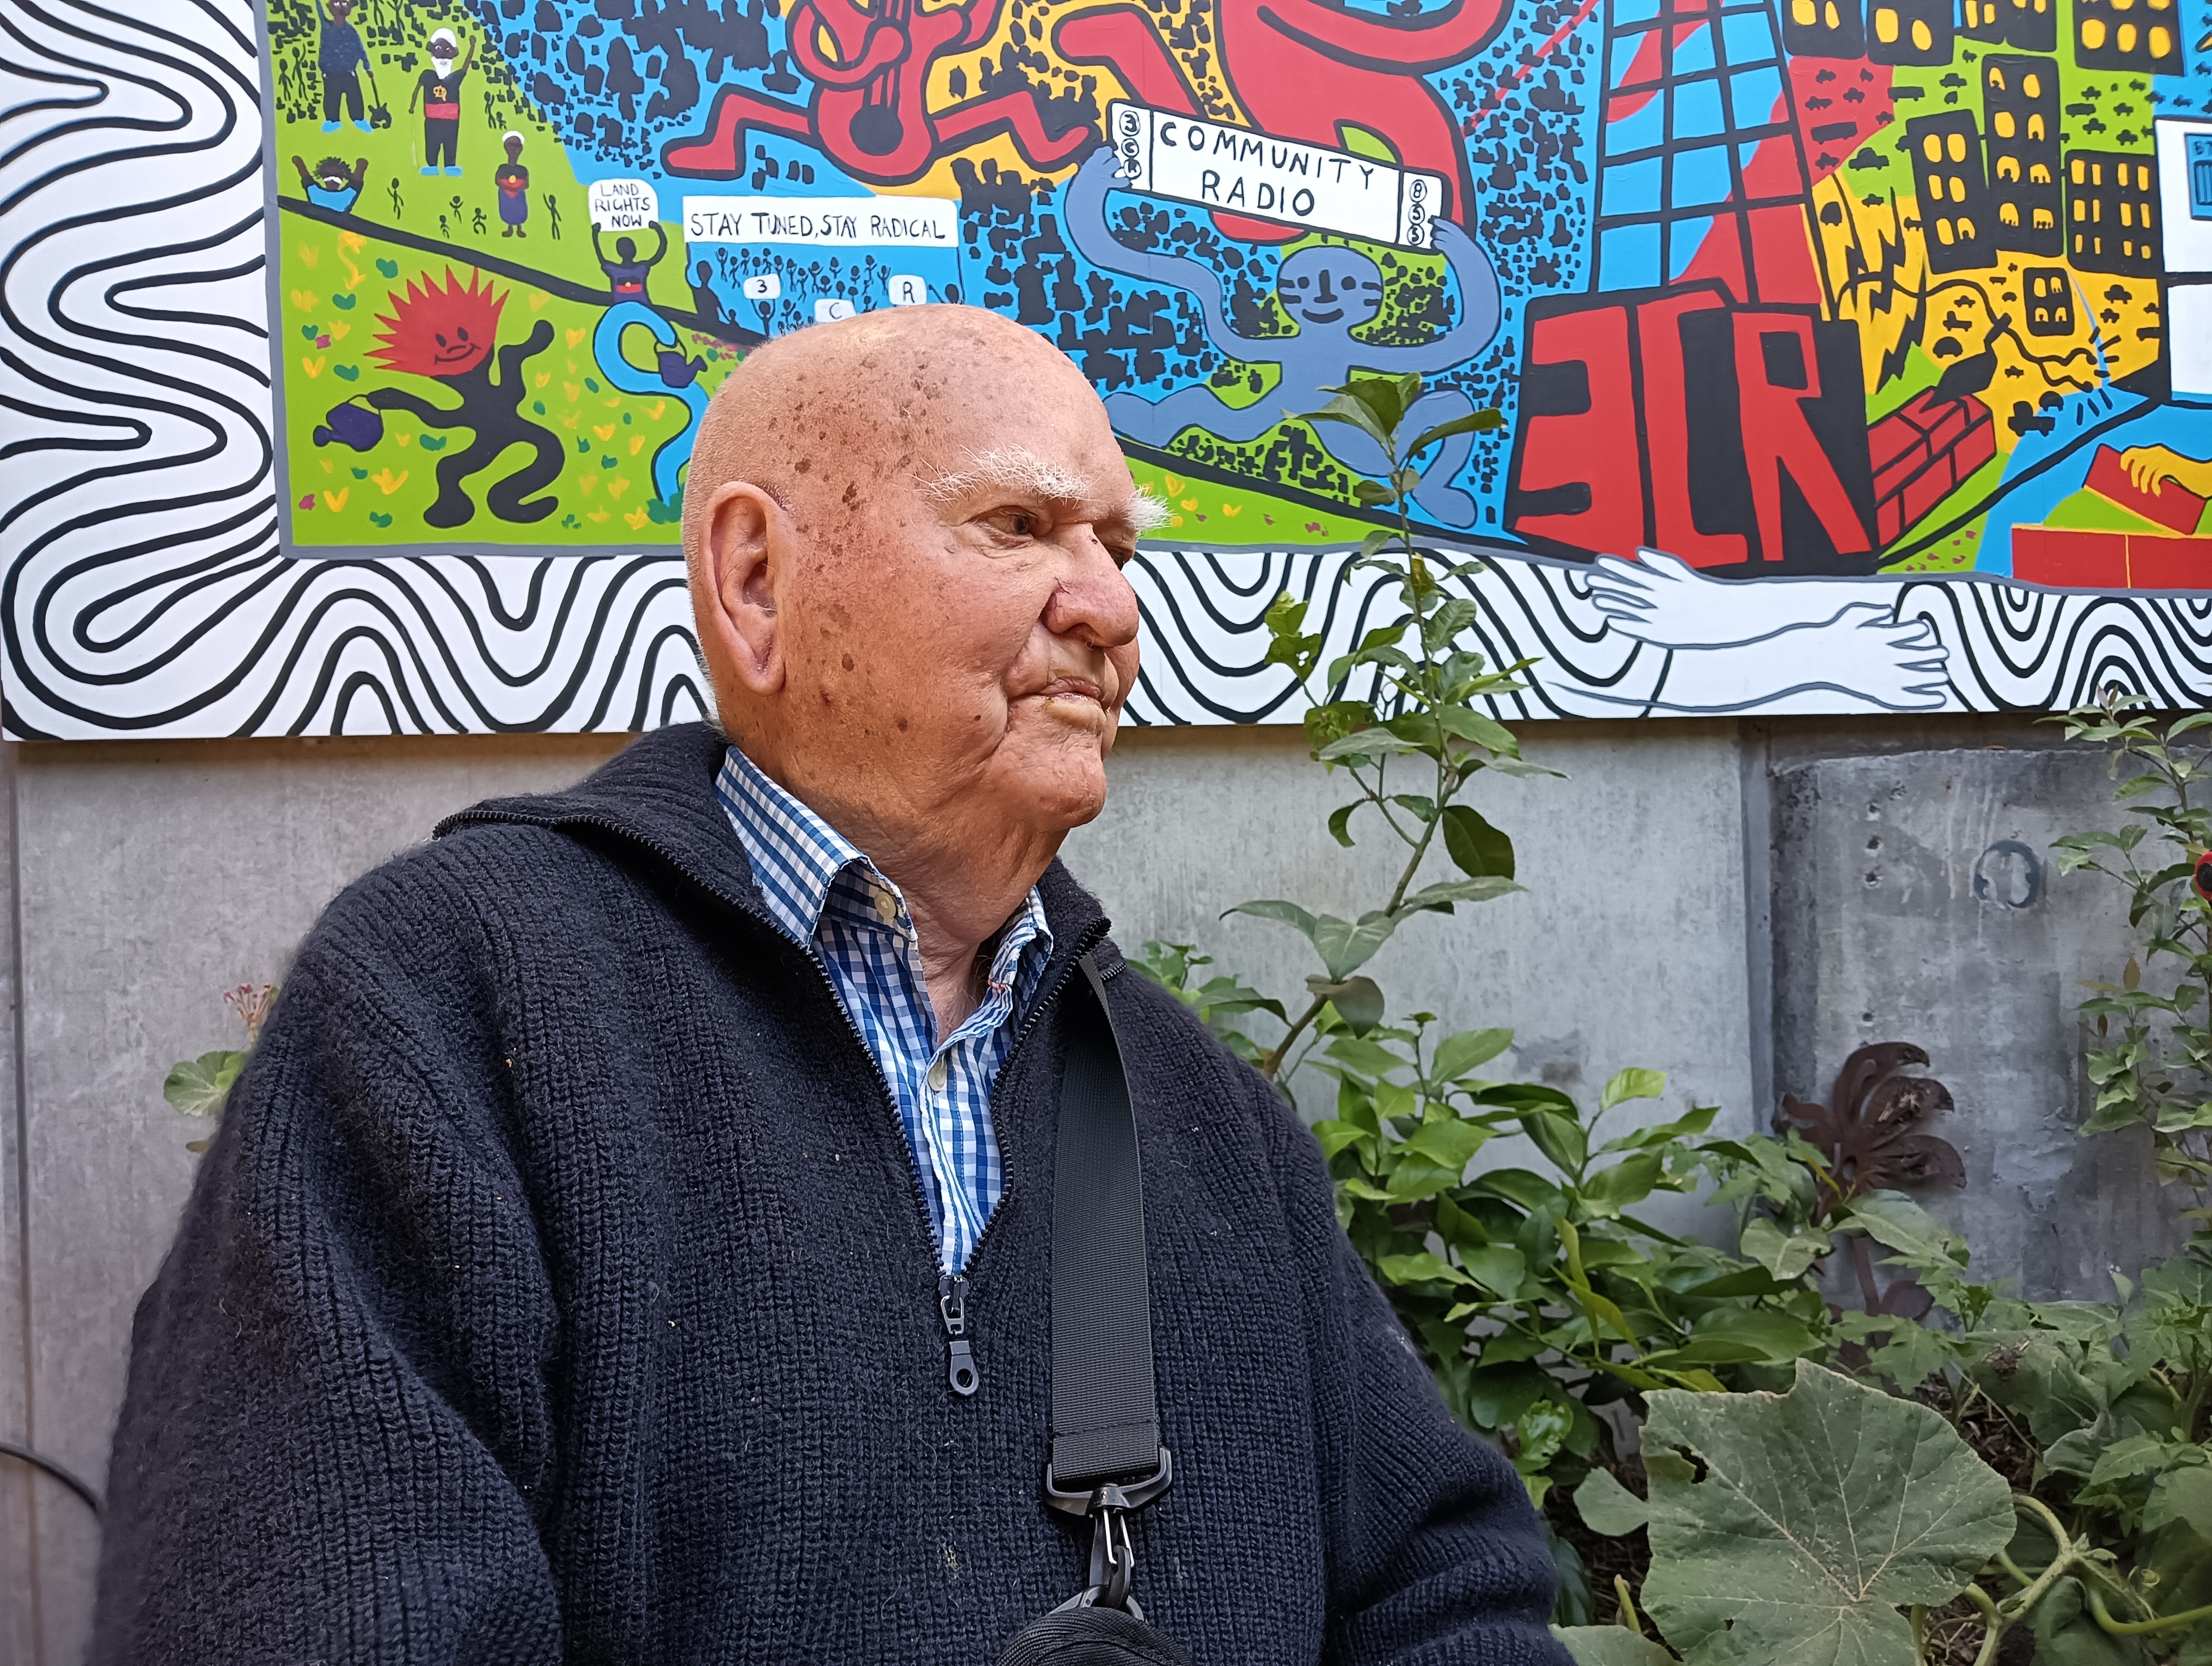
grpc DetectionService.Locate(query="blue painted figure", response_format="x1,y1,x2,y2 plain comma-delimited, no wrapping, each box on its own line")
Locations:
1062,146,1503,527
292,155,367,214
590,301,710,505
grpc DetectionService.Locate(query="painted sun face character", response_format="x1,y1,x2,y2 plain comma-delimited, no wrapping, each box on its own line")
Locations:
430,325,485,370
1276,248,1385,329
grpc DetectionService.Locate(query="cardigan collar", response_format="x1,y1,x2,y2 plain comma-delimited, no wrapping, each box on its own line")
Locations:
435,720,1117,969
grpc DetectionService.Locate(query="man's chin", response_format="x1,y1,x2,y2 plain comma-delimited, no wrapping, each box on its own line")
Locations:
991,742,1111,832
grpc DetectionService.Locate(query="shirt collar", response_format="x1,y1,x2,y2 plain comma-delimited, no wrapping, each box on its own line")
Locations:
711,745,1054,977
713,744,873,947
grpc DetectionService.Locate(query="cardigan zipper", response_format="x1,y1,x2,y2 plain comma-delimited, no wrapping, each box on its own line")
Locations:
438,805,1111,1398
950,920,1112,1311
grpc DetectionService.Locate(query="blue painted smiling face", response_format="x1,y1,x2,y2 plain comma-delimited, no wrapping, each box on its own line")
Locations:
1276,247,1384,330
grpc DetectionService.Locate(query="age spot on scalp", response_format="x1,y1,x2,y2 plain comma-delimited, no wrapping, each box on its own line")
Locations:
841,482,858,508
794,458,811,475
842,652,856,671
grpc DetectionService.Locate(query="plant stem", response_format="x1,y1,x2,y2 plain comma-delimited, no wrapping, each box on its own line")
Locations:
1961,1581,2005,1666
1615,1575,1646,1637
2087,1587,2212,1637
1260,995,1330,1082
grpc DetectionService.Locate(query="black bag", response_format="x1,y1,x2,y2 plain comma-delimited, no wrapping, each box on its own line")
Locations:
993,955,1186,1666
995,1604,1192,1666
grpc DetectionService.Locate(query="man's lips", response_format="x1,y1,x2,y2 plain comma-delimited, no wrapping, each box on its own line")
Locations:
1038,675,1105,703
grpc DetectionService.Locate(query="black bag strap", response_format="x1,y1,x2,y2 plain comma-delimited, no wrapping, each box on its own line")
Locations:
1041,952,1174,1614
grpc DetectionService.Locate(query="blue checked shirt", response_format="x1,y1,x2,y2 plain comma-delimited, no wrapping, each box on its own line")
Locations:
714,745,1054,1274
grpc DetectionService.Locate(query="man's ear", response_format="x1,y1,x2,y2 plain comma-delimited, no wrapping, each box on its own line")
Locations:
694,480,792,700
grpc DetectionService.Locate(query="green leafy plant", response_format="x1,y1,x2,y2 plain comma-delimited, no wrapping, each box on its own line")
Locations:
163,983,275,1151
1130,377,2212,1658
2048,694,2212,1238
1128,374,1846,1612
1566,1246,2212,1664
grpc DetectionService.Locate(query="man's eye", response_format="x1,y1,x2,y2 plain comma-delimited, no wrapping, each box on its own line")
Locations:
984,509,1039,537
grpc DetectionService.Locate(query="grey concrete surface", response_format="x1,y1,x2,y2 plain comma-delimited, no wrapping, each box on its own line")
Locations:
1770,743,2191,1304
1065,720,1758,1161
3,735,627,1666
0,712,2190,1662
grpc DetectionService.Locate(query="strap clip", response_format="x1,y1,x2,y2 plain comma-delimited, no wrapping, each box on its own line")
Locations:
1043,1448,1174,1613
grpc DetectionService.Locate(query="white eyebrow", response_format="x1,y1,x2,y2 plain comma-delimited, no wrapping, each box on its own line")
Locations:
918,446,1172,537
918,447,1094,503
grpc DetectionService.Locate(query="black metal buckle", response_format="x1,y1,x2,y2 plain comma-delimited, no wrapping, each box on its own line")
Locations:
1042,1447,1173,1613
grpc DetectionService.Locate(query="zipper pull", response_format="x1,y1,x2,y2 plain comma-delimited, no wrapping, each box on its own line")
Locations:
939,1273,980,1396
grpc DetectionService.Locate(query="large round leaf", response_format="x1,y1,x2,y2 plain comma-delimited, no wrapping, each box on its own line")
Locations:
1641,1360,2014,1666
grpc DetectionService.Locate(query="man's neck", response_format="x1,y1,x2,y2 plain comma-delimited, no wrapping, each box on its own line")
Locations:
743,742,1056,1037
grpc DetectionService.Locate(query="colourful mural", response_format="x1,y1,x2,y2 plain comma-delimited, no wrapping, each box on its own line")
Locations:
267,0,2212,581
5,0,2212,737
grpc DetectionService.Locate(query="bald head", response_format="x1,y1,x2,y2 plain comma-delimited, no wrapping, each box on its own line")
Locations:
682,303,1150,931
681,305,1152,587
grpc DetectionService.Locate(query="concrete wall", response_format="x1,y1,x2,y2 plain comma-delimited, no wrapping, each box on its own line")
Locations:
0,712,2181,1662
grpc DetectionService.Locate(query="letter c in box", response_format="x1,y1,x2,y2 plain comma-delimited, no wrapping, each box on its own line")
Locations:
814,298,856,323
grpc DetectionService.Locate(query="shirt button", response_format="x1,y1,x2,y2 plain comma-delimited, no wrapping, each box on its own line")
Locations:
874,890,899,925
927,1057,949,1094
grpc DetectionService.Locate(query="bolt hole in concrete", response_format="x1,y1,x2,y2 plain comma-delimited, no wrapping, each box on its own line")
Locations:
1973,839,2044,909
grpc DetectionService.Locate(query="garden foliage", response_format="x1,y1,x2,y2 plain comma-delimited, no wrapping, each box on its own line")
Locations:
1131,374,2212,1664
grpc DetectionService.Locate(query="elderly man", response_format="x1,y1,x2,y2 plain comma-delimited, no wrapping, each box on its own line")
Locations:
91,307,1560,1663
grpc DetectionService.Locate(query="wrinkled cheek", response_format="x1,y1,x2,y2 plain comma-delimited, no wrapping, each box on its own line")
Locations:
1109,640,1141,705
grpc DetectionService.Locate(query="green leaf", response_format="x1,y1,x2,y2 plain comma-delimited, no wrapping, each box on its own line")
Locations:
1554,1628,1677,1666
1573,1468,1651,1536
2145,1467,2212,1539
1433,705,1522,757
1316,728,1430,763
2027,1578,2147,1666
1461,1244,1528,1296
1308,973,1385,1036
1405,408,1506,459
1403,1117,1489,1172
1602,1068,1669,1111
1442,805,1516,880
163,1050,247,1118
1314,1119,1369,1160
1398,877,1522,914
1311,911,1401,979
1837,1192,1967,1267
1580,1151,1665,1217
1640,1361,2014,1666
1304,701,1376,752
1433,1027,1514,1081
1327,802,1361,848
1739,1216,1831,1281
2086,1433,2177,1485
1225,897,1317,939
1324,1035,1414,1079
1522,1108,1589,1176
1298,390,1393,453
1378,1250,1472,1287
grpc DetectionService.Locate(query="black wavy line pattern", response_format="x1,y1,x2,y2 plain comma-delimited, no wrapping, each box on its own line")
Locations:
2,0,2208,737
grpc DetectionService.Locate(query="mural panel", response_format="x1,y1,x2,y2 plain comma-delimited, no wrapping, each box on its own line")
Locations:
2,0,2210,735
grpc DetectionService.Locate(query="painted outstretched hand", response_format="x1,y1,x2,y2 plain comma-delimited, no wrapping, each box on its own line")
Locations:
1585,548,1951,712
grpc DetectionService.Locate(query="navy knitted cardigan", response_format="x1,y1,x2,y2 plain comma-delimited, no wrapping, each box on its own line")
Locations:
92,722,1566,1666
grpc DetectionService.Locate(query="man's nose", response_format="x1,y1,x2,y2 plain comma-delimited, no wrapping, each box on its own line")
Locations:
1046,528,1140,650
